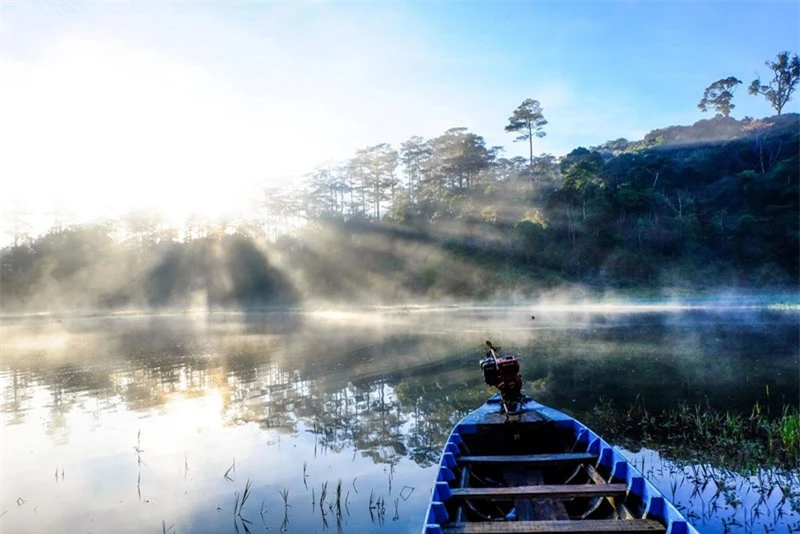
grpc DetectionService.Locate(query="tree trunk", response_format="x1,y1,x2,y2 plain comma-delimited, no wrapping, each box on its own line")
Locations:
528,124,534,190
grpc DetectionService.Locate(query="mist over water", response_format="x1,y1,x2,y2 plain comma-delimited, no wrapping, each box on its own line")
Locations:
1,304,797,533
3,5,798,534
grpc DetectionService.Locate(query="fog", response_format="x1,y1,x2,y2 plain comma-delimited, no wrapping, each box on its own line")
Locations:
3,113,797,315
2,6,798,533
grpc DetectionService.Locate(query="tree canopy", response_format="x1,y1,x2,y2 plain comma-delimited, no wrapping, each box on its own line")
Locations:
748,51,800,115
3,52,799,311
3,113,797,312
505,99,548,173
698,77,742,117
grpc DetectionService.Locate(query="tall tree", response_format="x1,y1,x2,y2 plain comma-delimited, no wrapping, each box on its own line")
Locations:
349,149,371,217
748,51,800,115
505,99,548,185
425,128,490,192
307,166,339,217
698,77,742,117
399,136,431,201
359,143,398,220
560,148,606,224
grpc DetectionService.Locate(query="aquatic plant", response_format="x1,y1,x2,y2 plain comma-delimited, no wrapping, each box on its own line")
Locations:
224,458,236,482
779,406,800,457
589,399,800,471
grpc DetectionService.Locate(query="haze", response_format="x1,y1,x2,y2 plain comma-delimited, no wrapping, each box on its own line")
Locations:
1,1,797,239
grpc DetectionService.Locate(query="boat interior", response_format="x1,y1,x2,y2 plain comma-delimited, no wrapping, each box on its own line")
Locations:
433,416,671,533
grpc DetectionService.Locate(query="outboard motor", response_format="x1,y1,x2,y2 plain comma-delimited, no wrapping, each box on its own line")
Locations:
480,341,523,412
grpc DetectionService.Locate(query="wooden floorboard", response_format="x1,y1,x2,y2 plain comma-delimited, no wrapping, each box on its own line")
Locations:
503,469,569,521
450,483,628,500
503,469,537,521
441,518,666,533
459,453,597,465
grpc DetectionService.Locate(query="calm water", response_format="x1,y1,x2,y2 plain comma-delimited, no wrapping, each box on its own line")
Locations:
1,305,798,533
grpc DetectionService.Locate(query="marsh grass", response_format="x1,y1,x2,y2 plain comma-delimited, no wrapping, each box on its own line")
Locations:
780,406,800,456
278,486,290,532
588,397,800,532
319,481,328,513
335,479,342,515
236,478,253,516
591,398,800,470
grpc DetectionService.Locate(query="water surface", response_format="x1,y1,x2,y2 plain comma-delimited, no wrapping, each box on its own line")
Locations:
1,305,798,533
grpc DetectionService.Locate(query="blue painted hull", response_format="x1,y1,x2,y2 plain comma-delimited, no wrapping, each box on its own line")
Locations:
423,395,698,534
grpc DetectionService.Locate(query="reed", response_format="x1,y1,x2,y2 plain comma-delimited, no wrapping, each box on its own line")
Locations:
780,406,800,455
319,481,328,513
238,478,253,515
224,459,236,482
590,399,800,470
335,479,342,514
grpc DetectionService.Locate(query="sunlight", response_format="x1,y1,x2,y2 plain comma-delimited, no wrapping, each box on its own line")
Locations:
1,2,797,533
0,34,314,232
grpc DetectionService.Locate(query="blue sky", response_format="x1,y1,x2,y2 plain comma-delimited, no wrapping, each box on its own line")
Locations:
1,0,798,231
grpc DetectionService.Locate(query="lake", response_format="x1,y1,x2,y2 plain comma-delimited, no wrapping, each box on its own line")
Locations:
1,303,798,533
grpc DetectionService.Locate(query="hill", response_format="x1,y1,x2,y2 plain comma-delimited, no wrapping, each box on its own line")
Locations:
2,114,798,311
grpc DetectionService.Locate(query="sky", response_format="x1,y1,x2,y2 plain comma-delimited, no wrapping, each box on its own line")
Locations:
1,0,798,238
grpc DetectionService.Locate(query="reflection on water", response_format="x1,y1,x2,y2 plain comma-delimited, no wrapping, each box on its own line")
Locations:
1,306,798,533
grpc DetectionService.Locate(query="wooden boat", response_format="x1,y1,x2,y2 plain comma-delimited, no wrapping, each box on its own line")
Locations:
423,343,698,534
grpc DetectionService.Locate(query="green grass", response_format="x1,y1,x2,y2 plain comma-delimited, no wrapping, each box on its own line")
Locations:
779,406,800,456
590,398,799,471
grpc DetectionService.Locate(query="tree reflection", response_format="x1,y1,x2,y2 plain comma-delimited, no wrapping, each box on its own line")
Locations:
1,310,797,472
2,369,35,425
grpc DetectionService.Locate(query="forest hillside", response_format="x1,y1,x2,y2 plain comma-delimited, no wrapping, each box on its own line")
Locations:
2,114,798,312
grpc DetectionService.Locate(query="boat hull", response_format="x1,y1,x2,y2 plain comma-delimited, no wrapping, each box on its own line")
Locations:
423,395,698,534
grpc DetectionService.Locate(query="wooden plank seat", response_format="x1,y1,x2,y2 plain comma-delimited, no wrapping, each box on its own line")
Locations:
458,453,597,466
449,484,628,500
441,518,666,533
